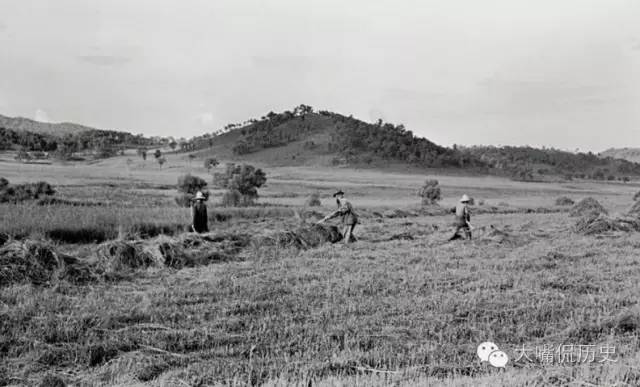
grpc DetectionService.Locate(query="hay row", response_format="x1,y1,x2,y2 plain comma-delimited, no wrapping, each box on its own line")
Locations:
569,197,608,218
0,225,342,288
575,214,640,235
257,224,343,249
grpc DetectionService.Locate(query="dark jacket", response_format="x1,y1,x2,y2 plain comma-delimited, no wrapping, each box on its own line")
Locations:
191,201,209,233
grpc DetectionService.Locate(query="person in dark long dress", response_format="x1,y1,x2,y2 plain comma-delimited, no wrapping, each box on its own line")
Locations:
191,191,209,233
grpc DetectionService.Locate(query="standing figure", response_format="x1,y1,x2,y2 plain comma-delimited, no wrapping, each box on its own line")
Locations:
449,194,472,241
191,191,209,233
318,190,358,244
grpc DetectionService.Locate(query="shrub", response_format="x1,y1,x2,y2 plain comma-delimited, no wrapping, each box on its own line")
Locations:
556,196,575,206
214,163,267,206
634,191,640,201
418,179,441,206
204,157,219,172
305,192,321,207
177,174,208,195
0,180,55,203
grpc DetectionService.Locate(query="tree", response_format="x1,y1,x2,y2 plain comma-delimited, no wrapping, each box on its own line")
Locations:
204,157,219,173
169,141,177,151
154,149,162,159
418,179,441,206
214,163,267,206
157,156,166,168
177,173,208,195
175,173,209,207
137,148,147,160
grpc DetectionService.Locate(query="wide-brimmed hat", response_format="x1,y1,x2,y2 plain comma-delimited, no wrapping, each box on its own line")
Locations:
332,190,345,197
195,191,206,200
460,194,470,203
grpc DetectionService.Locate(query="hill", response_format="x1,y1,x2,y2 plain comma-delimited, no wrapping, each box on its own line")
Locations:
0,114,99,136
192,105,640,181
600,148,640,164
0,115,156,158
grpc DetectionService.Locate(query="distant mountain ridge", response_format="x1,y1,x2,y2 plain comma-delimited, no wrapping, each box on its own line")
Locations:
0,114,99,136
600,148,640,164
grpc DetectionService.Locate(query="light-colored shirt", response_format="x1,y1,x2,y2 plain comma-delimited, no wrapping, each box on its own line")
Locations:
326,197,358,225
454,202,470,225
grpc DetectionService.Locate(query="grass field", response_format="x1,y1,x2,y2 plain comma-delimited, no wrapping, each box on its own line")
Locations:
2,155,640,386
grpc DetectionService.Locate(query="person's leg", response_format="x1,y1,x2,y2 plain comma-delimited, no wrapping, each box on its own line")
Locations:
449,225,462,241
464,226,472,240
348,224,356,243
343,224,352,244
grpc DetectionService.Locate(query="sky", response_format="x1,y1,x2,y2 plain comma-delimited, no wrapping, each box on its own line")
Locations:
0,0,638,152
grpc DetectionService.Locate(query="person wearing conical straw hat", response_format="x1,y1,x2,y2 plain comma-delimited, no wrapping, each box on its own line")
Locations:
317,189,359,244
191,191,209,233
448,194,472,241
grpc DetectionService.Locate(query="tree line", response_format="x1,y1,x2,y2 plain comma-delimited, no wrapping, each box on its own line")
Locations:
0,127,157,159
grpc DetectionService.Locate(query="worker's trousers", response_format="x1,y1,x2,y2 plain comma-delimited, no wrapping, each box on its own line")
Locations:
449,224,472,241
343,223,357,244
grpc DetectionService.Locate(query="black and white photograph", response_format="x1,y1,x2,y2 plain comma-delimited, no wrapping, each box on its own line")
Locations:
1,1,639,386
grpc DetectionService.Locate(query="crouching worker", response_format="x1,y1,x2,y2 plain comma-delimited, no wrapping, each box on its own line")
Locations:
449,194,472,241
191,191,209,233
317,190,358,244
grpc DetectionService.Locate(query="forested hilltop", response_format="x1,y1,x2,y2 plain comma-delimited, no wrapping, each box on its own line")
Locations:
192,105,640,181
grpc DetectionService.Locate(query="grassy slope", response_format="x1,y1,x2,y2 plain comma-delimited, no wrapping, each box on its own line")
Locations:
601,148,640,164
194,114,336,167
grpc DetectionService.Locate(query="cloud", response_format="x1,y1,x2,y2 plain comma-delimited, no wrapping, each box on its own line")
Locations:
77,55,132,66
34,109,50,123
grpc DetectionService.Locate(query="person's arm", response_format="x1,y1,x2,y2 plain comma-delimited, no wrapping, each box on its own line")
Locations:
203,205,209,232
318,209,341,223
